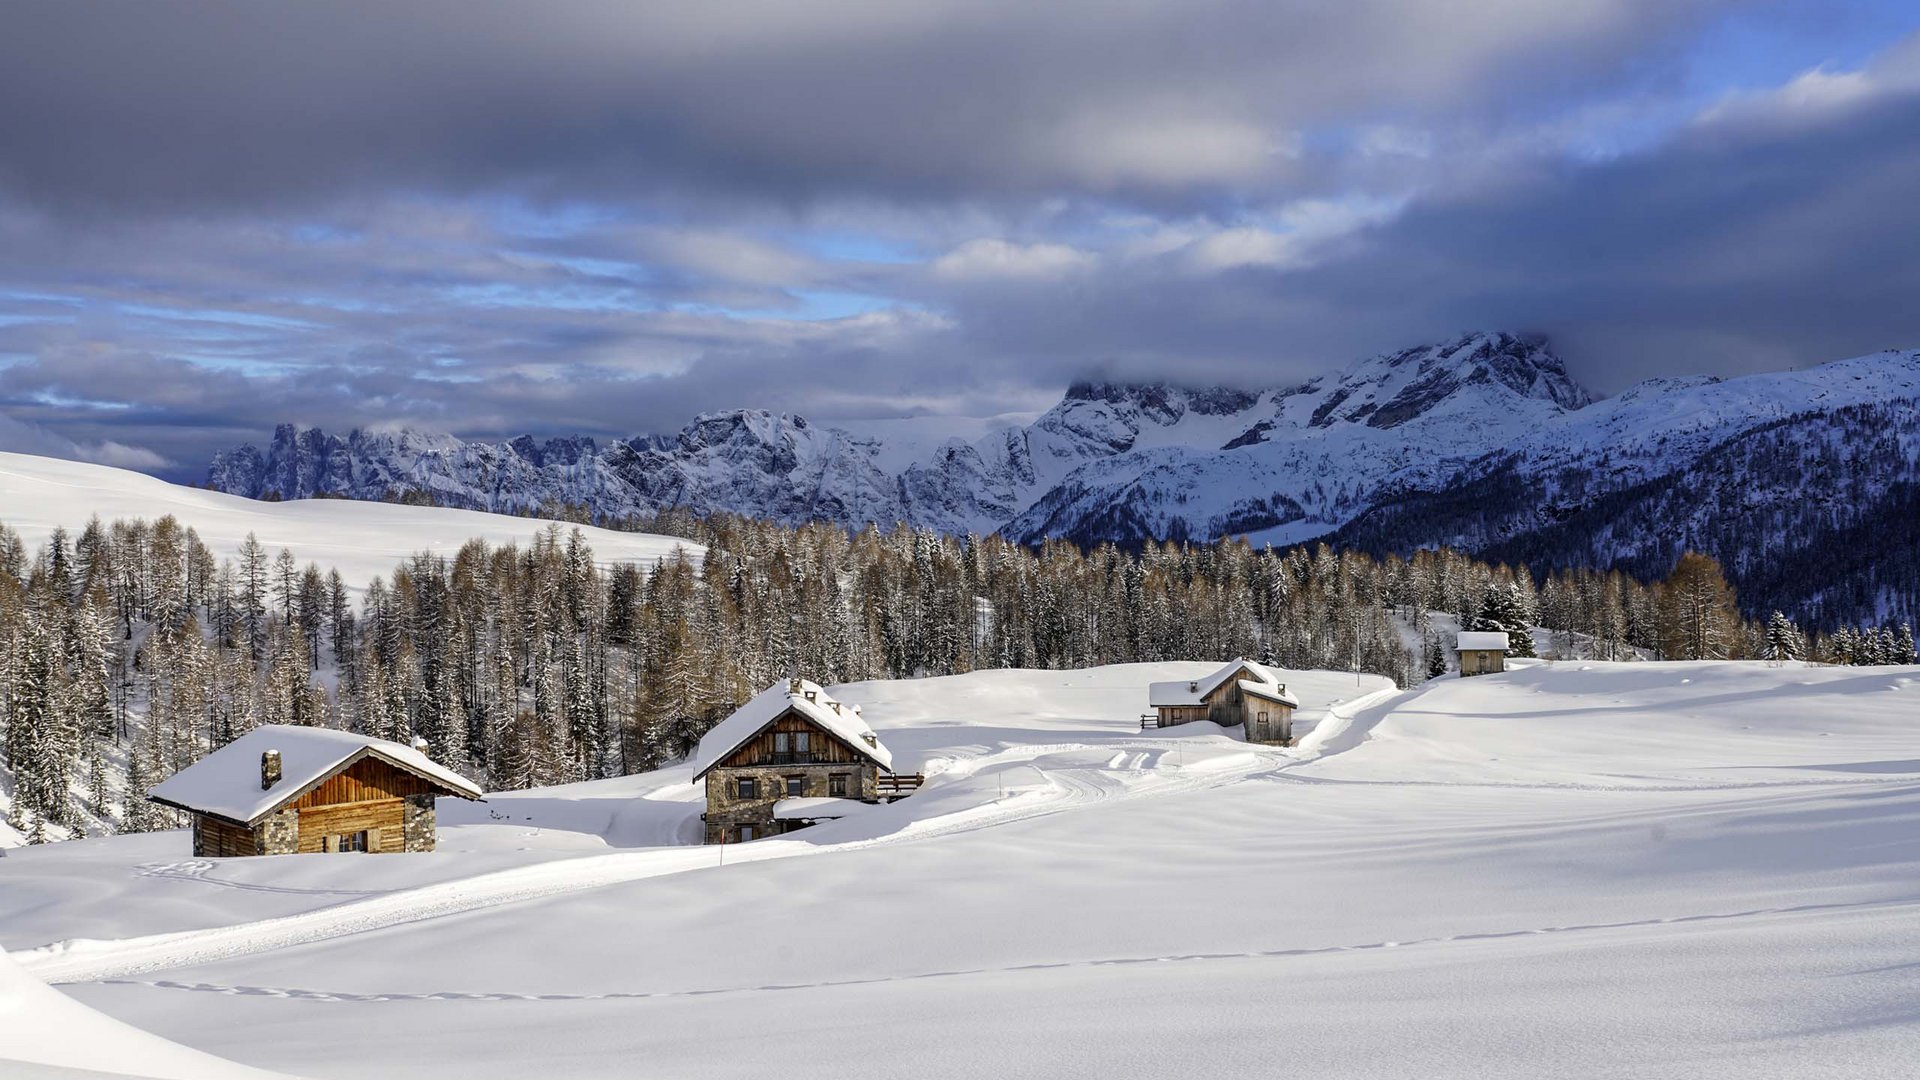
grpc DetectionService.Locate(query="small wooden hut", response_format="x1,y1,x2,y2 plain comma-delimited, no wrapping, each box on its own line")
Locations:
1147,659,1300,746
1454,632,1511,677
148,725,484,857
694,678,903,844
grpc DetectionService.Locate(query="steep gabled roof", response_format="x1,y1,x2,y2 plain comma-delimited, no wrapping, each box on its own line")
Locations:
148,725,484,827
1237,679,1299,708
1456,631,1512,652
1148,658,1284,707
692,678,893,780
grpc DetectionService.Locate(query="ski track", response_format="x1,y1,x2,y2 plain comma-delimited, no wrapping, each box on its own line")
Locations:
99,894,1920,1005
15,724,1337,986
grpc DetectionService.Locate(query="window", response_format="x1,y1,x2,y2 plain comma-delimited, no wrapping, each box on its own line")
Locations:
1257,711,1268,724
736,825,757,842
785,775,806,797
737,777,759,799
794,731,811,761
336,830,368,853
828,774,848,797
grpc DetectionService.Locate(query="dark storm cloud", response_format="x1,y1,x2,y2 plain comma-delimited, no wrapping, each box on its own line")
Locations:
0,1,1716,213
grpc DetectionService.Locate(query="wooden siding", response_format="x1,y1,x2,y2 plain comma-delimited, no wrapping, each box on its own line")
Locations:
717,710,870,770
296,798,406,853
289,756,439,810
194,815,261,857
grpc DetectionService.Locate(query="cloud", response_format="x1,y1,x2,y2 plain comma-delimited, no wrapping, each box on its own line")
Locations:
0,407,169,470
0,1,1718,213
3,7,1920,479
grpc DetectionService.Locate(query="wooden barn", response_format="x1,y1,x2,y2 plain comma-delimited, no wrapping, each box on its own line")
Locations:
147,725,484,857
1147,659,1301,746
694,678,913,844
1455,631,1511,677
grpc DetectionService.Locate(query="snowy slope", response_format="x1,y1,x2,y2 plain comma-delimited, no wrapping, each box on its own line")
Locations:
0,949,295,1080
0,452,698,590
3,660,1917,1079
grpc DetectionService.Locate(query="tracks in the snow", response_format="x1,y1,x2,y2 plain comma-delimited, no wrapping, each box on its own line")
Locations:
15,731,1315,986
97,893,1920,1006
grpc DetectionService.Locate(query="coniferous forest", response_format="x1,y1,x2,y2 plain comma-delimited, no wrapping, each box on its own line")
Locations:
0,511,1912,844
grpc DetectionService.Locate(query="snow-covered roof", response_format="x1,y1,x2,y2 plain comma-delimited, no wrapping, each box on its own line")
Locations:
692,679,893,779
1148,659,1284,707
1456,632,1512,652
771,796,871,821
1237,679,1299,708
148,724,484,826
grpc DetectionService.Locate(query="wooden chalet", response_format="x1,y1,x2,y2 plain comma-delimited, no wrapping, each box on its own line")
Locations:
1147,659,1300,746
693,678,915,844
148,725,484,857
1455,631,1511,677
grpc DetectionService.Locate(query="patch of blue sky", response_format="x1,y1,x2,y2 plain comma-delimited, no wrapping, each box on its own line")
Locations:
489,197,644,239
790,232,923,265
0,289,86,307
1556,4,1920,160
1680,3,1919,96
535,253,653,283
174,355,304,377
438,281,650,312
292,222,362,244
677,290,903,321
118,303,322,331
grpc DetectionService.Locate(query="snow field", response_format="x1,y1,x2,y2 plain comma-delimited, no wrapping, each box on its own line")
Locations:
3,659,1917,1079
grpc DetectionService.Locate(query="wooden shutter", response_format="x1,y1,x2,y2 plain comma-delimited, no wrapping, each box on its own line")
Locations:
366,827,382,854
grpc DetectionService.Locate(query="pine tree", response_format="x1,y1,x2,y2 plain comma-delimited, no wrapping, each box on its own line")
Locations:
1764,611,1803,662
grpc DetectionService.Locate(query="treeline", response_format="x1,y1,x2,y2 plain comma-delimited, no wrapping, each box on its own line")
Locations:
2,512,1905,843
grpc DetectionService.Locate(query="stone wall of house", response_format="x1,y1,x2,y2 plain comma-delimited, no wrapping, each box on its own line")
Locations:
260,807,299,855
403,794,437,852
703,763,878,843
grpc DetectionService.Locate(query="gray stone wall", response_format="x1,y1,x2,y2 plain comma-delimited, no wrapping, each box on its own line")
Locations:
261,808,298,855
703,763,877,843
403,794,437,852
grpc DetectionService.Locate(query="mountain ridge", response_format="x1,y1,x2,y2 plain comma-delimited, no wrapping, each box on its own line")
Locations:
203,333,1920,624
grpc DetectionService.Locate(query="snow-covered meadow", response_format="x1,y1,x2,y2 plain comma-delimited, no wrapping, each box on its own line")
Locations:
4,659,1918,1079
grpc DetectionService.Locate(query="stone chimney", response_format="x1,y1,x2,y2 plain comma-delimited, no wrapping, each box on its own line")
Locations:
1188,681,1198,693
861,733,878,748
411,736,431,757
788,677,803,695
261,749,282,790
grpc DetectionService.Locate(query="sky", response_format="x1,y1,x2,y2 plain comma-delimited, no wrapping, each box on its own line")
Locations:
1,1,1919,479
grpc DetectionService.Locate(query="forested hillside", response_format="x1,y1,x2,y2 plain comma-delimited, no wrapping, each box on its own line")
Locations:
16,503,1887,845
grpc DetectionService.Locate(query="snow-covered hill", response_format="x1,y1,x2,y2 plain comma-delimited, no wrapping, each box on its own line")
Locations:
0,451,699,591
2,659,1916,1078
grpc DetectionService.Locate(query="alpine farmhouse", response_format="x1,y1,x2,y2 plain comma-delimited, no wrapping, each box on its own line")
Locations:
147,725,484,857
1147,659,1300,746
694,678,903,844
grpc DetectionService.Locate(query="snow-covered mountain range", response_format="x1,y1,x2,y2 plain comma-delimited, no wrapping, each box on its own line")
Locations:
206,331,1920,622
206,331,1597,536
